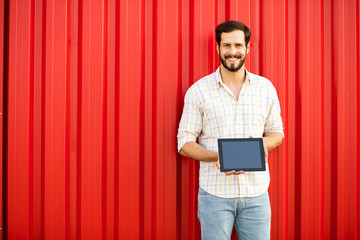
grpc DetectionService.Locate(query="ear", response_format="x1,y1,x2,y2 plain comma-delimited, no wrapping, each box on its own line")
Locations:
216,44,220,54
246,43,250,54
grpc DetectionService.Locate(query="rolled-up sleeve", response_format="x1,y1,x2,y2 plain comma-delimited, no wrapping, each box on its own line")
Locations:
177,89,203,152
263,86,284,137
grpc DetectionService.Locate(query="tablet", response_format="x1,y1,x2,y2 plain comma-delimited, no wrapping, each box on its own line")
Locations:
218,138,266,172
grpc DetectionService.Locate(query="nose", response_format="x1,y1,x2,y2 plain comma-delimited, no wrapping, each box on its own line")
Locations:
229,46,237,54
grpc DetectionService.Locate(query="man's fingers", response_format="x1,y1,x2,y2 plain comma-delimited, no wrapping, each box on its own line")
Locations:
262,138,269,163
216,158,220,169
225,170,245,175
225,170,235,175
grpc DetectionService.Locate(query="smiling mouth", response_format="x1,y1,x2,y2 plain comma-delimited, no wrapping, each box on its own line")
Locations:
225,55,241,61
225,57,240,63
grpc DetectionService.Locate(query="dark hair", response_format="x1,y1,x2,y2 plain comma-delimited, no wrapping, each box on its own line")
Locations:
215,21,251,46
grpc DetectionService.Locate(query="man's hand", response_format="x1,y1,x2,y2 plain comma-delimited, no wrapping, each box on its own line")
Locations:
216,155,245,175
263,140,269,163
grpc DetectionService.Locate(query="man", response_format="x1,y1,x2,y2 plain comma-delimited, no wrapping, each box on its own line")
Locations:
177,21,284,240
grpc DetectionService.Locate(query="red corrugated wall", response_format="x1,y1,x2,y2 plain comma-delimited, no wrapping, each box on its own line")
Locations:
1,0,359,239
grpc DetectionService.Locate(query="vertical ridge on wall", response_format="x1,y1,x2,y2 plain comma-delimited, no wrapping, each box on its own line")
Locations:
69,0,80,238
43,0,70,238
2,0,360,239
272,0,288,238
66,1,71,239
33,0,44,238
101,0,108,239
40,0,46,237
294,0,303,238
155,1,165,235
154,0,180,238
76,0,83,239
1,0,8,237
7,0,31,238
287,0,296,238
151,0,158,238
357,0,360,237
139,0,146,237
330,0,339,238
320,0,325,238
323,0,334,238
0,0,3,237
118,0,141,238
106,0,115,239
142,0,155,238
334,0,346,236
81,0,106,238
28,0,34,237
114,0,119,239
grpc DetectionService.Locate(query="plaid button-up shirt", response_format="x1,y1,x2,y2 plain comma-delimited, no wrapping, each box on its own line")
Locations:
177,67,284,198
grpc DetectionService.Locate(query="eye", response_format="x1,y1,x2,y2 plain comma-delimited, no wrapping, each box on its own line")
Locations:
223,43,230,47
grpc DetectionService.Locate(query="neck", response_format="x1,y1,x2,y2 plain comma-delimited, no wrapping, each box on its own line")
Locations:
219,65,246,85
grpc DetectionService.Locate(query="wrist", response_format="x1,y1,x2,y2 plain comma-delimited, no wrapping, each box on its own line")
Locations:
206,150,218,162
263,137,270,149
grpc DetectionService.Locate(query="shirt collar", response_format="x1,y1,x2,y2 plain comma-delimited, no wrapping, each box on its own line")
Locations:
215,67,255,89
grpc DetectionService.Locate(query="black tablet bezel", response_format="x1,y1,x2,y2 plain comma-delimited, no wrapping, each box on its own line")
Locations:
218,138,266,172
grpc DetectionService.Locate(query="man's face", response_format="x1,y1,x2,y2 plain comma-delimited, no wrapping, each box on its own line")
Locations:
217,30,249,72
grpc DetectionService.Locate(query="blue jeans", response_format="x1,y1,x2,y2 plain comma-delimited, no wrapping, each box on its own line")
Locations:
198,187,271,240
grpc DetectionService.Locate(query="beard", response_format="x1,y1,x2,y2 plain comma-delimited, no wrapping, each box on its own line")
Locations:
220,53,246,72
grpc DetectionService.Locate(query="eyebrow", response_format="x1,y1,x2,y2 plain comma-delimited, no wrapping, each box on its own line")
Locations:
221,42,245,45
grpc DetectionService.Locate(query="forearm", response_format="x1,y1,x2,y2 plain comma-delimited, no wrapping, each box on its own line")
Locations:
179,141,218,162
263,132,284,151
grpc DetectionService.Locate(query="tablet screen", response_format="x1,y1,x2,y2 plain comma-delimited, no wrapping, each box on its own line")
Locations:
218,138,265,172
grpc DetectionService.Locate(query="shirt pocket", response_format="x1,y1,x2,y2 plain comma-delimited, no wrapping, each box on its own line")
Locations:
241,97,268,134
202,95,234,138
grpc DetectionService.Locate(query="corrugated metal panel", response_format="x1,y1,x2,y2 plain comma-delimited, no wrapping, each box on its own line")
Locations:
2,0,359,239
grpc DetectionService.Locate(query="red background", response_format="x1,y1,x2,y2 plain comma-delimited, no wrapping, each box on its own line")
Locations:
0,0,359,239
